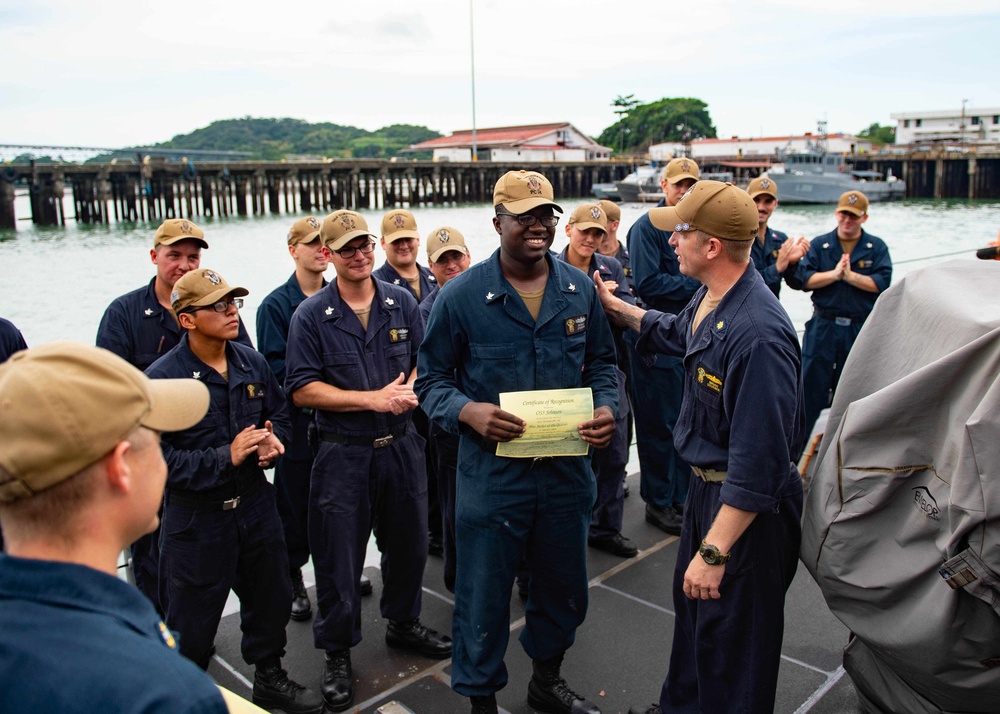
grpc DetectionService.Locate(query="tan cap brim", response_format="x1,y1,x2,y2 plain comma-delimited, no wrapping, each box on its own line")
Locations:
748,189,777,200
498,197,563,215
429,245,468,263
290,229,321,246
326,229,378,252
837,206,865,217
142,379,211,432
667,172,698,185
158,235,210,249
570,221,607,235
648,205,686,232
188,286,250,308
383,230,421,243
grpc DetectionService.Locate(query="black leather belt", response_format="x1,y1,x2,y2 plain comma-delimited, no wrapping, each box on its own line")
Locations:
166,471,262,512
815,310,866,326
319,425,407,449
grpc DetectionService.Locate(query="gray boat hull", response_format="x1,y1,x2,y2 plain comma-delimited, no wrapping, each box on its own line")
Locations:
770,173,905,204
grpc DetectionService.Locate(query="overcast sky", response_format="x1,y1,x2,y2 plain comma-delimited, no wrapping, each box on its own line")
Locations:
2,0,998,150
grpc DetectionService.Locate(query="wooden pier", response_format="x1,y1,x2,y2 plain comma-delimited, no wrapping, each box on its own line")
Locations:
0,159,638,229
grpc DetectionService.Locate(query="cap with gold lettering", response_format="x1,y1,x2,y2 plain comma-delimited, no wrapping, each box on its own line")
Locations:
153,218,208,249
649,181,758,241
493,170,562,215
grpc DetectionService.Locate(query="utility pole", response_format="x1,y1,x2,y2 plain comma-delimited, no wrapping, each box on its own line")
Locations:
469,0,477,162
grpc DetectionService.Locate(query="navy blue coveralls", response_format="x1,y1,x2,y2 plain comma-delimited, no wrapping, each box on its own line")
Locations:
627,206,700,511
0,317,27,552
145,335,292,670
415,250,619,697
372,262,437,304
285,278,428,654
0,554,228,714
257,272,326,574
798,228,892,439
749,226,804,297
555,247,634,540
636,263,804,714
96,277,253,608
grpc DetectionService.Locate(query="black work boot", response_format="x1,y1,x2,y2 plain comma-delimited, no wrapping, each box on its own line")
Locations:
321,649,353,712
385,618,452,658
471,693,499,713
526,654,601,714
289,569,312,622
252,656,324,714
360,573,373,596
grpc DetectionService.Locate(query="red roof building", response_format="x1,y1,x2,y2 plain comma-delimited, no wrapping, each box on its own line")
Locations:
411,122,611,162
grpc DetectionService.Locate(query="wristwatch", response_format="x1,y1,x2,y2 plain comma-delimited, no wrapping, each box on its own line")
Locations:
699,540,731,566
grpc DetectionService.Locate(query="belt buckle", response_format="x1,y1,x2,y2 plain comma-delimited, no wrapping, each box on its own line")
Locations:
372,435,394,449
834,316,852,327
222,496,241,511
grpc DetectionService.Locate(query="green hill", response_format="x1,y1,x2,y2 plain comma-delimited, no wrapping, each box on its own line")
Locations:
153,117,441,160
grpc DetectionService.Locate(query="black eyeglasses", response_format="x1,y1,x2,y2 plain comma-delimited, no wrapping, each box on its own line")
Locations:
334,240,376,259
496,210,560,228
189,298,243,314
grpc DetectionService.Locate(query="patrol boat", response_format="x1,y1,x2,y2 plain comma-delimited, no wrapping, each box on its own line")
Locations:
765,150,905,205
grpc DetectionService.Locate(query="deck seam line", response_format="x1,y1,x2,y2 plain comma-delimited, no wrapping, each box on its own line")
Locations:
594,582,677,616
211,652,254,691
421,585,455,606
780,654,838,677
791,665,847,714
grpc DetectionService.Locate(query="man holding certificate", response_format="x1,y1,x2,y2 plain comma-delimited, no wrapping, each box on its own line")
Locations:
594,181,804,714
416,170,619,714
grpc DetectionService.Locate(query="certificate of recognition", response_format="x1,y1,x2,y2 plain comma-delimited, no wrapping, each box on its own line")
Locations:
496,388,594,458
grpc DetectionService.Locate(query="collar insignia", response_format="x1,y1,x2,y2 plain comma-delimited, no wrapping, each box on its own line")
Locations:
822,242,830,249
486,292,495,300
158,622,176,649
385,297,395,306
716,320,725,330
144,308,153,316
325,306,334,315
568,283,576,291
192,371,200,379
866,242,873,248
429,275,436,282
393,278,401,285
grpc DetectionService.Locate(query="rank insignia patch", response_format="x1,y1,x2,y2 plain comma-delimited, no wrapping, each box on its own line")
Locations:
565,314,587,335
389,326,411,343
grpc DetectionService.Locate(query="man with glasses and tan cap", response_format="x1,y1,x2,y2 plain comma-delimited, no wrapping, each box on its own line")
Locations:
145,269,323,714
418,225,472,593
595,180,805,714
744,176,809,297
416,171,618,714
0,341,233,713
374,208,438,304
285,210,451,713
626,158,702,537
798,190,892,443
96,217,252,609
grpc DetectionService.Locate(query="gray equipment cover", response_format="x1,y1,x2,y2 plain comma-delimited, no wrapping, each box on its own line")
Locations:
801,259,1000,713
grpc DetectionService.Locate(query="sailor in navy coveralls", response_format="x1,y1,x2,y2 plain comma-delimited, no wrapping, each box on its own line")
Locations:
598,181,804,714
744,176,808,298
284,210,451,713
146,269,322,713
417,171,618,714
798,190,892,442
95,218,251,611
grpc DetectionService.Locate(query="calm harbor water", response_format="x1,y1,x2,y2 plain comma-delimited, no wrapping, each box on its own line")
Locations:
2,195,998,348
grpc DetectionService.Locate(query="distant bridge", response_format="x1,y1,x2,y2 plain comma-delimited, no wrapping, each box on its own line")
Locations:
0,144,252,164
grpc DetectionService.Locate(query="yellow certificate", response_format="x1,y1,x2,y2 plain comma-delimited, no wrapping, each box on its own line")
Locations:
496,388,594,458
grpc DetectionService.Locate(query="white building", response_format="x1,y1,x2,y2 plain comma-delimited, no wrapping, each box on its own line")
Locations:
891,108,1000,145
410,123,611,163
649,133,873,161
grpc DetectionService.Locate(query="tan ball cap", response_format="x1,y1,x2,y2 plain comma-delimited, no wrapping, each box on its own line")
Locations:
321,210,378,251
153,218,209,249
598,199,621,223
426,226,468,263
288,216,322,246
170,268,249,315
649,181,758,241
662,158,700,185
493,170,563,215
0,342,209,503
837,190,869,216
381,209,420,243
747,176,778,200
567,203,608,234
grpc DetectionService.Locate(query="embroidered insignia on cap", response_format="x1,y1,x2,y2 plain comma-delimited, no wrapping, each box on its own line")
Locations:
144,308,153,316
192,371,200,379
526,176,542,195
590,207,601,219
675,223,690,232
385,297,394,306
393,214,405,229
438,229,450,242
179,221,193,234
170,289,179,303
325,306,334,315
486,292,495,300
761,179,770,189
681,161,690,171
204,270,221,285
307,217,320,228
848,195,858,205
158,622,177,649
568,283,576,291
340,214,356,230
